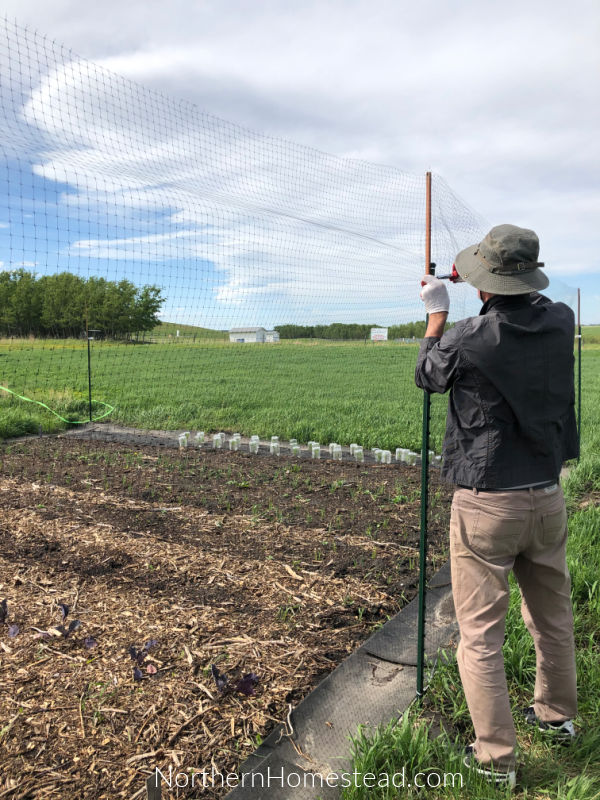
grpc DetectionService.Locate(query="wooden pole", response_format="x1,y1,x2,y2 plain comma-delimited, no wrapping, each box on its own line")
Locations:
425,172,432,276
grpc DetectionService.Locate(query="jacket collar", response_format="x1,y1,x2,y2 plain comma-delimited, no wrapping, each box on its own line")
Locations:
479,294,534,316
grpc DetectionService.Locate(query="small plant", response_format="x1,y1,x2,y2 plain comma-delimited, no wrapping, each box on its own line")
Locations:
129,639,159,681
32,603,83,641
211,664,258,697
0,599,19,638
54,604,81,638
392,492,409,504
83,680,119,728
277,603,300,623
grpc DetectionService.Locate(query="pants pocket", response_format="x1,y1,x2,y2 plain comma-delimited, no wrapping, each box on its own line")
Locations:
467,508,525,559
541,506,567,546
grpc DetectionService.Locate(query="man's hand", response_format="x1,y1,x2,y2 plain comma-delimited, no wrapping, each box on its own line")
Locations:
420,275,449,337
420,274,450,314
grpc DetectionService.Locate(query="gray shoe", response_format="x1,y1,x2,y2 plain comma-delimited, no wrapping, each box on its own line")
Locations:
463,745,516,789
523,706,576,742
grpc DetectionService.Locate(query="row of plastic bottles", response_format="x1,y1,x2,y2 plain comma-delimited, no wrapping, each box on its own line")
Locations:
176,431,441,465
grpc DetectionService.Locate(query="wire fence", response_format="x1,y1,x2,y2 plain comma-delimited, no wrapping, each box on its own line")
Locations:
0,17,490,450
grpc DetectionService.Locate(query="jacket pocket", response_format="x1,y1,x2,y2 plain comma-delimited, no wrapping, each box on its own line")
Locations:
541,506,567,546
467,509,525,559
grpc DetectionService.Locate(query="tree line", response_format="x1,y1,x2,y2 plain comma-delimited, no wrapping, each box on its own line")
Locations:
274,321,429,340
0,269,164,338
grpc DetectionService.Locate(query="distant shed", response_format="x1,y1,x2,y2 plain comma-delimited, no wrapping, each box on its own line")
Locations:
229,327,266,343
229,327,280,343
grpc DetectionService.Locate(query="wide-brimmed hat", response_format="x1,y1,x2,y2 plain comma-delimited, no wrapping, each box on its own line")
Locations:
454,224,549,295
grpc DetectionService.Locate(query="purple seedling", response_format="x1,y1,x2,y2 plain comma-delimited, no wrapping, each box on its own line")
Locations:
129,639,159,681
1,599,20,639
211,664,259,698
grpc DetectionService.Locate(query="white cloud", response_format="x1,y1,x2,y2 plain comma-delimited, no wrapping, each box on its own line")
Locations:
0,30,485,326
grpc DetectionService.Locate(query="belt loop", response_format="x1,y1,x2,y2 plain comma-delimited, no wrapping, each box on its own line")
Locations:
472,487,478,496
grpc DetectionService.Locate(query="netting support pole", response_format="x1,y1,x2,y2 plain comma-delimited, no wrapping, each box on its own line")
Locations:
577,288,582,461
416,172,433,701
86,315,93,423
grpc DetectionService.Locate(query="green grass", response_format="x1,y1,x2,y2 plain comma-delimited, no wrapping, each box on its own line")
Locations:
1,337,598,456
151,320,228,340
0,338,448,450
582,325,600,344
3,336,597,453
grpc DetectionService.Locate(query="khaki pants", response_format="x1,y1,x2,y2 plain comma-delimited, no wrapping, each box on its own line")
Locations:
450,484,577,769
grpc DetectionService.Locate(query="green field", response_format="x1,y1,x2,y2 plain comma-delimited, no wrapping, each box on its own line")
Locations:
582,325,600,343
0,338,448,450
150,321,228,340
1,337,598,455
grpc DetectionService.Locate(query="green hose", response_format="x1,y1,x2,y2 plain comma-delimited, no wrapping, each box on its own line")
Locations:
0,385,114,424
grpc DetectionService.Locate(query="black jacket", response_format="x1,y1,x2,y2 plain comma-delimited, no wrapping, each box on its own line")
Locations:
415,293,578,488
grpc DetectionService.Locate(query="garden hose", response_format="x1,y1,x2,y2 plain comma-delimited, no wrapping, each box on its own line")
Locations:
0,385,114,424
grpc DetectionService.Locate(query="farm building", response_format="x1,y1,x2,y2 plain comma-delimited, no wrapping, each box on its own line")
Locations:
229,327,280,343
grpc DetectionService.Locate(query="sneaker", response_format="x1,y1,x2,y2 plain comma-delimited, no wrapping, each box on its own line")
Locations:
463,745,516,789
523,706,576,742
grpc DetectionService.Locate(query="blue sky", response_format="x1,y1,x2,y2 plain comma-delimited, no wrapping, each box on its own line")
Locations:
0,1,598,325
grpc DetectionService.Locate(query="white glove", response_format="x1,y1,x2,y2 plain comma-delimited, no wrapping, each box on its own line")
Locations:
419,274,450,314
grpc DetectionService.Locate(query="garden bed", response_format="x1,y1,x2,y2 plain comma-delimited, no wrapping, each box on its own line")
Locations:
0,437,452,799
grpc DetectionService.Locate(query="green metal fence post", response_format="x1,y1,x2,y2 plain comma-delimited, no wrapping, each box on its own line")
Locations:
416,386,431,699
416,172,433,700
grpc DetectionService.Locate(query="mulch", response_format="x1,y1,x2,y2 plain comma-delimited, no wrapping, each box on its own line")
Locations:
0,437,452,799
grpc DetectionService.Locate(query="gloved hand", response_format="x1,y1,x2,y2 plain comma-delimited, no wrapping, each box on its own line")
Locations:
419,274,450,314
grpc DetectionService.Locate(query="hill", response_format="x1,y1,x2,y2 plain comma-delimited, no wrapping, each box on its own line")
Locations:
153,321,228,340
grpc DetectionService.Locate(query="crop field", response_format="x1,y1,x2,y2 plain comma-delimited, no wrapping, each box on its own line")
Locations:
582,325,600,344
0,339,449,451
2,337,598,452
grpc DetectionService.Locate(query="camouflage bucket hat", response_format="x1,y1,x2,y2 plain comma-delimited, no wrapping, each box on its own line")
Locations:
454,224,549,295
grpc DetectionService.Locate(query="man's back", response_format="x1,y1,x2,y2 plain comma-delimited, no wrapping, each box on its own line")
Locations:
415,293,578,489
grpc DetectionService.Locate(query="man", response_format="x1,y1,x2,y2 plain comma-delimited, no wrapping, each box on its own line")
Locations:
415,224,578,788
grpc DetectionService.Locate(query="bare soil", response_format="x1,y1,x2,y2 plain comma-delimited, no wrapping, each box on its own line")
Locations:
0,436,452,799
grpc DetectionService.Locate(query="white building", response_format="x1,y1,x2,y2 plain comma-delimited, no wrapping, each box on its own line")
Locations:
229,327,280,343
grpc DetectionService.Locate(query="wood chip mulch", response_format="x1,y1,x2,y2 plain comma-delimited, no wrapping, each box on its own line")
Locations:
0,437,452,799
